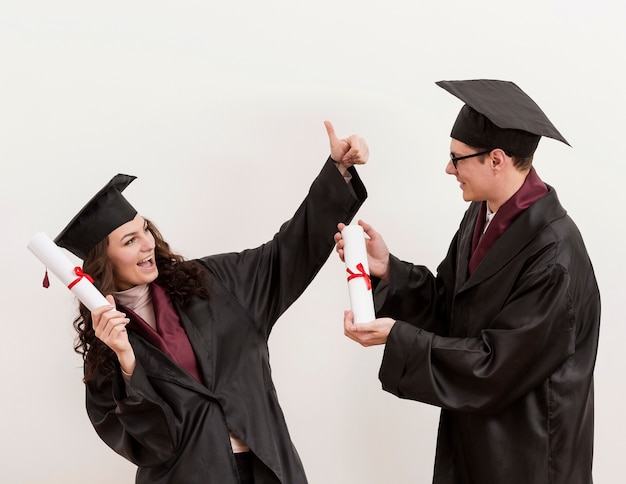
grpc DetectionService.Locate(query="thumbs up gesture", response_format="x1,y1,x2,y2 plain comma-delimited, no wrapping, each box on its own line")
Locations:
324,120,369,170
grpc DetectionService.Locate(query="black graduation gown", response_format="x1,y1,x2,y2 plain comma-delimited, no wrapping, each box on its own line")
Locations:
377,186,600,484
85,158,367,483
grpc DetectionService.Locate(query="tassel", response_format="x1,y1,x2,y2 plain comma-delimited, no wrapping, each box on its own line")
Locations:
42,268,50,288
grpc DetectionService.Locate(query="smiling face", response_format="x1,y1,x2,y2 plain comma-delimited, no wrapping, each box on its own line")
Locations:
445,139,495,203
106,213,158,290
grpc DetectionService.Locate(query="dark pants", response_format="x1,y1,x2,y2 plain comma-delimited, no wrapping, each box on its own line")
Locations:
235,452,254,484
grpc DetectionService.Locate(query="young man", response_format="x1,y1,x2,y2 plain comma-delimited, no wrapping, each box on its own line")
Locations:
336,80,600,484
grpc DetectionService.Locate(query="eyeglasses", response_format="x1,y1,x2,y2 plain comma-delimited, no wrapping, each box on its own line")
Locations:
450,150,492,169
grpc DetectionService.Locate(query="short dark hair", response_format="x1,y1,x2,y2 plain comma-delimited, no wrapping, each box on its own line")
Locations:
470,145,533,171
510,155,534,171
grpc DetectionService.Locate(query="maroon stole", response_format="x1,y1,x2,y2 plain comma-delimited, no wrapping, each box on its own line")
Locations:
468,168,547,276
120,284,203,383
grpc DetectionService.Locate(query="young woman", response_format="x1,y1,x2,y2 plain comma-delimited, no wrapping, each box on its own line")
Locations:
56,122,368,483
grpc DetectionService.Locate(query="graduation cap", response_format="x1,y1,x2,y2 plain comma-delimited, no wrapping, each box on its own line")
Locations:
436,79,570,157
54,174,138,260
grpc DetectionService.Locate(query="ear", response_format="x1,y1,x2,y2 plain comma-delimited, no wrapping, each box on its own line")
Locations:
489,149,509,171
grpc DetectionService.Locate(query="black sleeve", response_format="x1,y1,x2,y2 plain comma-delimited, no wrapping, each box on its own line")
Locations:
198,158,367,336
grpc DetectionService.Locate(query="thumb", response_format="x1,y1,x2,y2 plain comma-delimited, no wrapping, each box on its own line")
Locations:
344,309,357,330
105,294,116,307
358,219,375,238
324,120,339,145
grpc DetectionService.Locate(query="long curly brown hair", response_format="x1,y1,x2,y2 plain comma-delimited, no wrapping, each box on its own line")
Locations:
73,218,210,385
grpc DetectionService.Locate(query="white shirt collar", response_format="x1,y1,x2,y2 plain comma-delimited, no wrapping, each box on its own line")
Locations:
483,203,496,233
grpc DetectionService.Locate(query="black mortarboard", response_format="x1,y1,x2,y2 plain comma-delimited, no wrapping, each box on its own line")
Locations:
436,79,570,157
54,174,138,260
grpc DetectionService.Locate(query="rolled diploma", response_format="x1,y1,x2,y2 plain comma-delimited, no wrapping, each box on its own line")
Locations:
27,232,109,312
341,224,375,324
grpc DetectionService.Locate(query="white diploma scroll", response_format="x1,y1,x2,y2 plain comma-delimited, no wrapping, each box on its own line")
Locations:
27,232,110,312
341,224,375,324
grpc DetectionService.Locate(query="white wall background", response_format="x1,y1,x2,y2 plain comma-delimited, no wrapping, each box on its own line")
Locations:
1,1,624,482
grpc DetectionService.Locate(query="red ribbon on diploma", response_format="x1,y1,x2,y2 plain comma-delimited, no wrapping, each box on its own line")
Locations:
346,263,372,290
67,266,95,290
